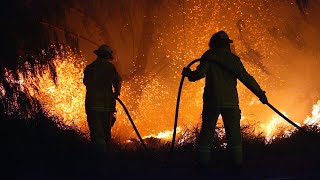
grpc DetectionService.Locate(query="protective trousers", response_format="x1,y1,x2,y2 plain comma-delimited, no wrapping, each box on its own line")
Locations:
86,110,113,152
196,107,242,166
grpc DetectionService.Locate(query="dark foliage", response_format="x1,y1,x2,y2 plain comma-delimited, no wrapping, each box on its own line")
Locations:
2,108,320,179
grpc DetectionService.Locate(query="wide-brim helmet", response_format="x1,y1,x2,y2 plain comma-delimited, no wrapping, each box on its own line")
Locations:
210,31,233,44
94,44,113,58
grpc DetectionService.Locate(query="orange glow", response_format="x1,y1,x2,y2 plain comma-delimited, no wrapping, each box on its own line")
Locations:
304,100,320,128
261,112,298,144
1,1,320,144
2,44,319,144
143,127,181,140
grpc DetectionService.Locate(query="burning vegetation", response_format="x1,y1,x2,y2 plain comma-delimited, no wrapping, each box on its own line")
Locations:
1,0,320,146
1,44,319,145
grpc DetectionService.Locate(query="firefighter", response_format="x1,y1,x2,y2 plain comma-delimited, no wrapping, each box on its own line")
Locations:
83,44,122,152
182,31,268,170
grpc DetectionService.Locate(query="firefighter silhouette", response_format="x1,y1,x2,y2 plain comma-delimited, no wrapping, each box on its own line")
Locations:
83,45,122,152
182,31,268,170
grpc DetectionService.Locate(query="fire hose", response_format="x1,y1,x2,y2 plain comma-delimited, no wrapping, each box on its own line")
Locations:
266,103,309,134
170,59,201,151
116,97,148,151
116,98,168,164
170,59,311,152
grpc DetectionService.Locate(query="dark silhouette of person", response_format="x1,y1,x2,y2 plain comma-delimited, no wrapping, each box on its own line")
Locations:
182,31,268,170
83,44,122,152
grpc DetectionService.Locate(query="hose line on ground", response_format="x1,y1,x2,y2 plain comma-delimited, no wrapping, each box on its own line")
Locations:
116,97,148,151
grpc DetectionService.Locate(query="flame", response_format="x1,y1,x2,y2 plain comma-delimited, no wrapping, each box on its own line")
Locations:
1,1,320,144
261,100,320,143
143,127,181,140
1,45,319,143
261,112,298,143
304,100,320,128
20,49,89,132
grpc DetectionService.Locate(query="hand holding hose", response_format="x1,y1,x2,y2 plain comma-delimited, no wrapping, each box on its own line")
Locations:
182,67,191,77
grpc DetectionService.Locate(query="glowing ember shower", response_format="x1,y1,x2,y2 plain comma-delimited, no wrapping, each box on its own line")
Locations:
7,45,319,143
2,1,320,143
20,47,89,133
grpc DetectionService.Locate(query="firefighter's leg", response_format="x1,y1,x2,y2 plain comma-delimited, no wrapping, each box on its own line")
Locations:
86,111,107,152
86,110,99,143
101,111,112,151
221,108,243,167
196,109,220,166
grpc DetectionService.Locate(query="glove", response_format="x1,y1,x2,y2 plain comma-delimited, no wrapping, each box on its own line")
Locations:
182,67,191,77
257,91,268,104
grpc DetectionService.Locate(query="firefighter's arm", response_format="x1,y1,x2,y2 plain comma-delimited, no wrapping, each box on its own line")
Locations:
236,61,268,104
112,68,122,97
182,59,208,82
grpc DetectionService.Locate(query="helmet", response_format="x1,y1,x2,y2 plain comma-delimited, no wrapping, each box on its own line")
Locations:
94,44,113,58
210,31,233,44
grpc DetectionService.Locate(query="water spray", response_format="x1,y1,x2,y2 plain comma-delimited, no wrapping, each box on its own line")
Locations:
116,97,148,151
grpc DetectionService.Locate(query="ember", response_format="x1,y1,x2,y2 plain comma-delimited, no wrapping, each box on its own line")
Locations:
1,0,319,144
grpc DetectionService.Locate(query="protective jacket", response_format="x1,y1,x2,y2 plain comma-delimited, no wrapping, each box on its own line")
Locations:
83,57,122,112
188,47,264,108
